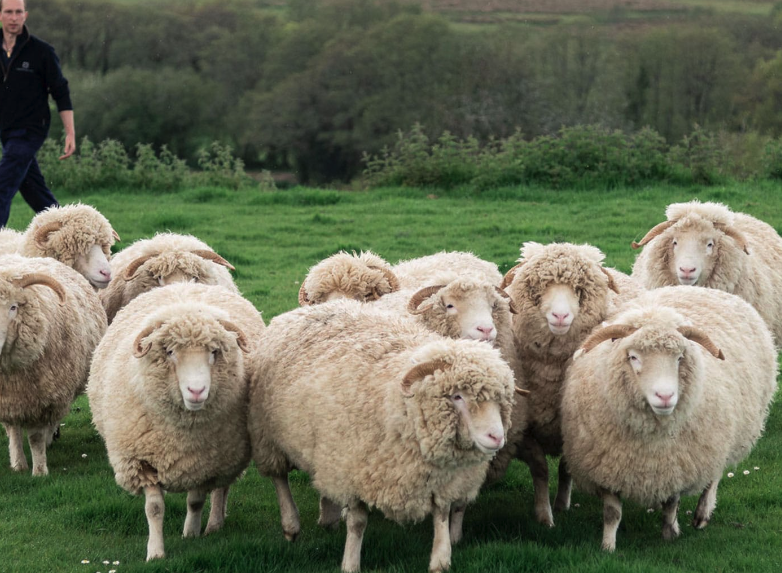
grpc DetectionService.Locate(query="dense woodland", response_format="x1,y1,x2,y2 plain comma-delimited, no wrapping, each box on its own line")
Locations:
32,0,782,183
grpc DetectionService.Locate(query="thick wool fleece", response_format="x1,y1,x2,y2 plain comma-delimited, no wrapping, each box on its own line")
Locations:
301,250,396,304
0,255,107,427
88,283,264,495
248,300,516,523
631,200,782,344
562,286,777,506
101,233,239,323
19,204,118,268
0,229,22,255
505,242,635,456
393,251,502,290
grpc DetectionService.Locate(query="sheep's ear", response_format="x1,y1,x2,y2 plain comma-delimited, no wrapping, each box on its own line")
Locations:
631,220,676,249
499,261,525,290
111,228,121,243
133,324,159,358
124,254,156,281
191,249,236,271
677,326,725,360
600,267,620,294
714,224,750,255
494,287,519,314
298,282,313,306
14,273,67,305
367,265,401,293
407,285,446,315
218,319,250,353
33,221,64,250
515,386,530,396
400,359,452,397
579,324,638,354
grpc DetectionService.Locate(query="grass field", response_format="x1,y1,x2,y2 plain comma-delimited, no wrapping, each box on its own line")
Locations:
2,182,782,572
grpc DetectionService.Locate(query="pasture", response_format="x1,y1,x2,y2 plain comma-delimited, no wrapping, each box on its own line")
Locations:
1,182,781,572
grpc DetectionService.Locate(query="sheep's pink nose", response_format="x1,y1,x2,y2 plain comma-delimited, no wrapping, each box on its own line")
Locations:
486,432,503,448
188,387,206,399
552,312,570,323
655,391,675,406
679,266,696,275
476,326,494,338
99,269,111,279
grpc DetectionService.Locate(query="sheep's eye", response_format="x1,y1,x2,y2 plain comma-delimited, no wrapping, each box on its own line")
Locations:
211,349,219,358
9,304,17,312
628,354,638,362
446,303,455,309
673,239,678,247
707,241,714,248
452,394,463,402
677,355,683,362
166,349,174,358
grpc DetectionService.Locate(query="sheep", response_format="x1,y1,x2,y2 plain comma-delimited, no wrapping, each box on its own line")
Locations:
248,300,517,572
298,250,400,305
0,228,23,254
499,241,643,527
392,251,503,289
630,200,782,345
561,286,777,551
14,203,121,290
88,282,264,561
99,232,239,323
0,254,107,476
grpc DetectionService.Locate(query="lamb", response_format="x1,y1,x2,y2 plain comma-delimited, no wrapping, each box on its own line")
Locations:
500,241,643,527
0,254,107,476
99,233,239,323
392,251,503,289
87,282,264,561
630,200,782,344
561,286,777,551
11,203,121,290
248,300,516,572
298,250,400,305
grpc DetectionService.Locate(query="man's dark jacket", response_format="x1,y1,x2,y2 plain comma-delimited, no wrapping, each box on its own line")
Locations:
0,25,72,138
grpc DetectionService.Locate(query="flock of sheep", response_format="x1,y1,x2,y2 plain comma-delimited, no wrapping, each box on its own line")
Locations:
0,199,779,571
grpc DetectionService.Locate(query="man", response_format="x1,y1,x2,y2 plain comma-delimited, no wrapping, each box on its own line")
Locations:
0,0,74,227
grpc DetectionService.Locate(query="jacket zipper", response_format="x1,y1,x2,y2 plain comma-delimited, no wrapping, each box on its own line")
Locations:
2,30,30,82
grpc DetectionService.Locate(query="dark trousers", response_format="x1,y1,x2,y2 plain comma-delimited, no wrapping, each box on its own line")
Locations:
0,129,59,227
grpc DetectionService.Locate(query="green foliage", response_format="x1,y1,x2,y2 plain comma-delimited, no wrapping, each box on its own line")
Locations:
668,125,726,185
761,137,782,180
196,141,255,190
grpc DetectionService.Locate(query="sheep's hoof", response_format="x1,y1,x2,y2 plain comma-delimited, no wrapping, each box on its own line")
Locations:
535,508,555,528
204,521,224,536
11,462,29,472
600,541,616,552
317,518,340,531
283,529,300,542
146,550,165,561
553,498,570,512
662,522,680,541
31,466,48,477
692,516,710,530
428,558,451,572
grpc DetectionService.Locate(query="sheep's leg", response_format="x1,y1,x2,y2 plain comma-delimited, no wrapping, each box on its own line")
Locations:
183,490,206,538
429,503,452,573
144,484,166,561
553,457,572,512
661,494,681,541
204,486,230,535
5,424,28,472
318,495,343,530
27,427,49,476
518,435,553,527
449,500,466,545
600,490,622,552
46,421,60,447
271,475,300,542
693,480,720,529
341,500,368,573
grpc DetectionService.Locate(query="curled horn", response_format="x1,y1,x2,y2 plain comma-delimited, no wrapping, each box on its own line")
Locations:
515,386,530,396
14,273,67,304
579,324,638,354
111,229,121,242
191,249,236,271
401,359,452,397
33,221,64,250
500,261,525,290
494,287,519,314
368,265,401,293
631,220,676,249
123,254,156,281
677,326,725,360
298,282,313,306
218,319,250,353
133,323,160,358
714,224,750,255
600,267,620,294
407,285,446,315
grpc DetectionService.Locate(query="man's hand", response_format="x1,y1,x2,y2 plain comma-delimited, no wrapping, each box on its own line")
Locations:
59,133,76,160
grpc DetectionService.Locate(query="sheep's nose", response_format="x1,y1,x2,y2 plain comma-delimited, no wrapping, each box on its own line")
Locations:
486,431,504,448
679,266,696,275
552,312,570,323
99,269,112,279
188,386,206,399
655,391,675,406
476,326,494,338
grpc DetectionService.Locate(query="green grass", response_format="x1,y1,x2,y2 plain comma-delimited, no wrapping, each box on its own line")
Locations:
2,182,782,572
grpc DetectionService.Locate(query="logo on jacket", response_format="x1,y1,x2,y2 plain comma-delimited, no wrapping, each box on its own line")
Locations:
22,62,29,69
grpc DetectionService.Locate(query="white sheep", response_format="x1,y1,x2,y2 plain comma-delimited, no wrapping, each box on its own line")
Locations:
392,251,502,289
87,283,264,561
630,200,782,345
248,300,516,572
298,250,400,305
12,203,121,290
99,232,238,323
561,286,777,551
0,254,107,475
0,228,22,254
500,241,643,527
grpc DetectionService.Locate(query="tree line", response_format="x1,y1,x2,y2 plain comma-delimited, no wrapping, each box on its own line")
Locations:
34,0,782,183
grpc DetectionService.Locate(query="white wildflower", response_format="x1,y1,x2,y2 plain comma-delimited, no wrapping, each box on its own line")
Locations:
103,562,109,565
81,453,88,458
685,510,692,515
573,503,580,508
754,467,760,471
81,560,90,564
646,508,654,513
112,562,120,566
743,470,750,475
727,472,734,478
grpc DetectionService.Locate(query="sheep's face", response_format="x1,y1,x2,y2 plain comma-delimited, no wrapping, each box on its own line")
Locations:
0,281,54,370
166,345,217,411
74,244,112,289
540,283,579,335
668,227,718,286
301,252,398,305
416,284,503,343
624,347,685,416
451,392,505,454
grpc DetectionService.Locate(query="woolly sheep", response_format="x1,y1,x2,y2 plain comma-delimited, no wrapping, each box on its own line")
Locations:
15,204,121,290
392,251,503,289
100,232,239,323
561,286,777,551
630,200,782,344
248,300,516,572
298,250,400,305
0,254,107,476
88,283,264,561
0,228,22,254
500,241,642,527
